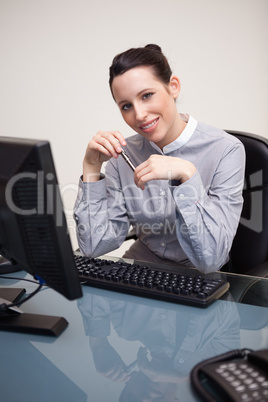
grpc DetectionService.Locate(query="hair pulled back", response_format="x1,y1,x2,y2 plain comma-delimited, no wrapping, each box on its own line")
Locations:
109,44,172,90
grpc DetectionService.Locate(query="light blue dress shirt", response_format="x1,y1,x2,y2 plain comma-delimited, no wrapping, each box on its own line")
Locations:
74,115,245,273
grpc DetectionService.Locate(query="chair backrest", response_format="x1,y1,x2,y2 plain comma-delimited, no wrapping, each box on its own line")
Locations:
226,130,268,275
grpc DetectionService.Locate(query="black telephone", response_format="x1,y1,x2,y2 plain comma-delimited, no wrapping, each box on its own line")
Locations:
190,348,268,402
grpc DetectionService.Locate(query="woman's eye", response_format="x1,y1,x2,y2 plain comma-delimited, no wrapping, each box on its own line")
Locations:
142,93,153,100
122,103,132,112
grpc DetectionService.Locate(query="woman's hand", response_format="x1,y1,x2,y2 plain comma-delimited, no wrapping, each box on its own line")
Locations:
89,337,131,383
134,155,196,190
83,131,126,182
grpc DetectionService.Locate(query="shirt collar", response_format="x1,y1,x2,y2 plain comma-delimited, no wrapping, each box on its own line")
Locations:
150,114,197,154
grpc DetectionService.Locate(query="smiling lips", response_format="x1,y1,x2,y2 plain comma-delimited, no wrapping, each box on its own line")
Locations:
139,117,159,132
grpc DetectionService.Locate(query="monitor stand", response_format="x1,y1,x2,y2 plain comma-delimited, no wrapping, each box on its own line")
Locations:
0,288,68,336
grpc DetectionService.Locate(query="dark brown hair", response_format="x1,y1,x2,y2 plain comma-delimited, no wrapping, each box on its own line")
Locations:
109,44,172,91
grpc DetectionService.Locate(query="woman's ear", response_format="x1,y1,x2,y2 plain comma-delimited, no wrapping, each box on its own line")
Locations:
169,75,181,99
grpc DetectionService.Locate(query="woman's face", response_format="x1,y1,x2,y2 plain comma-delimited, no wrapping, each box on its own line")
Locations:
111,66,182,150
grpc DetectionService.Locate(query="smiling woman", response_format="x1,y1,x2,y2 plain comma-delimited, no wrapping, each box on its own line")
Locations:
111,66,186,151
74,44,246,274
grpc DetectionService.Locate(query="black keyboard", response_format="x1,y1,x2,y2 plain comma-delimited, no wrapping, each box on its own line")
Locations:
74,255,230,308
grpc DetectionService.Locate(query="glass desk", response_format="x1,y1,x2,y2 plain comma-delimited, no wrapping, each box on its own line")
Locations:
0,259,268,402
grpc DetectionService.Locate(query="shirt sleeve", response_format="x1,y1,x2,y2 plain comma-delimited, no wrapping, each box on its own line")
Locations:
73,164,130,257
77,293,112,337
170,142,245,273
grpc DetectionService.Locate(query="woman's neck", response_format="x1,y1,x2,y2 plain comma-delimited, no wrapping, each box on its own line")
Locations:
156,112,187,150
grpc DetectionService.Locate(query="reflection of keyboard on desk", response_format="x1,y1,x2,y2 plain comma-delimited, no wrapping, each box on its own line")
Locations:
74,255,230,308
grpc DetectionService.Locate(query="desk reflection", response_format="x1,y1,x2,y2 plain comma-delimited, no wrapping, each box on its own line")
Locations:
78,289,241,402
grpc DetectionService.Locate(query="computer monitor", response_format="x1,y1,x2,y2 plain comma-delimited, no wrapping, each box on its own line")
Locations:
0,136,82,335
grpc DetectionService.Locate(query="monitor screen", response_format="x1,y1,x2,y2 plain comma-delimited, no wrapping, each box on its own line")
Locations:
0,136,82,301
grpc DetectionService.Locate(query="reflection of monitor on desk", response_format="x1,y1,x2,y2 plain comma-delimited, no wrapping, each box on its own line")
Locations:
0,136,82,335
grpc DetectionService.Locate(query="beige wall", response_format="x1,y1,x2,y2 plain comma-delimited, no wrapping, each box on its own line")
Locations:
1,0,267,250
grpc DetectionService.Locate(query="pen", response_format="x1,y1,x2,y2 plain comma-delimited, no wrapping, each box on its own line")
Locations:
120,148,135,172
120,359,138,375
125,359,138,373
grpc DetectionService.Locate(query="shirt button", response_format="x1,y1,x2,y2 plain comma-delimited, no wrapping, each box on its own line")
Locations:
161,243,165,247
160,190,166,196
178,193,184,200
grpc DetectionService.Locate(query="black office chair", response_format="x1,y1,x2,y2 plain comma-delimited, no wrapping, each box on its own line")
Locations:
224,130,268,277
125,130,268,277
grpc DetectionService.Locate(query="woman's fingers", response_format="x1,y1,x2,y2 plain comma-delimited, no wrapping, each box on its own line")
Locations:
134,156,163,189
134,163,151,189
96,131,126,157
134,155,186,189
84,131,126,165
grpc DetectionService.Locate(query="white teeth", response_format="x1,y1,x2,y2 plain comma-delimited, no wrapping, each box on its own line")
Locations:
142,118,158,130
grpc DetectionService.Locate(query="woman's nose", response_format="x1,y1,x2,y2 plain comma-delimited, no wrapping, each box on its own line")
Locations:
134,104,148,122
